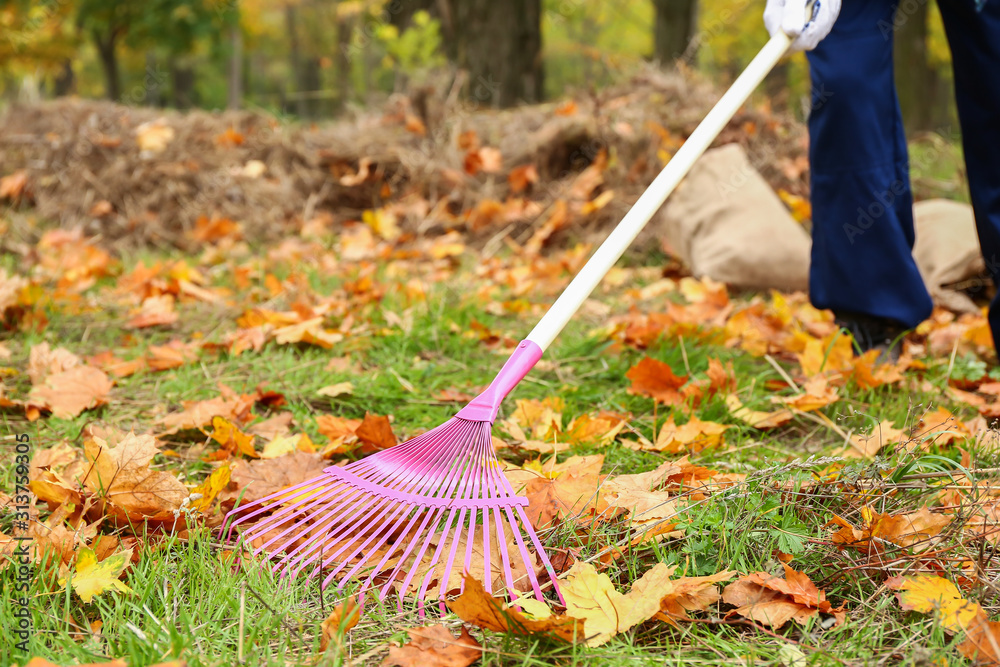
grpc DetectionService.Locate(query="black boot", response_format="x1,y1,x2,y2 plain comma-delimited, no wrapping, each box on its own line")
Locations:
833,310,907,363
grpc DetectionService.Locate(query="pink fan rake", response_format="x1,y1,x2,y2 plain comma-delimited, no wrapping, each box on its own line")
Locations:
221,33,793,611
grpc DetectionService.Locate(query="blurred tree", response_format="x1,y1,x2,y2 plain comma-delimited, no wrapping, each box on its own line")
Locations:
75,0,146,99
893,0,935,133
449,0,543,106
653,0,697,63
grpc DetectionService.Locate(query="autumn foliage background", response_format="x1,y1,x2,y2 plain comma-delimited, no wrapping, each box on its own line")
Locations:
1,1,998,667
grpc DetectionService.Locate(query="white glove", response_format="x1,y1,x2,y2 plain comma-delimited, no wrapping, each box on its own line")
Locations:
764,0,841,52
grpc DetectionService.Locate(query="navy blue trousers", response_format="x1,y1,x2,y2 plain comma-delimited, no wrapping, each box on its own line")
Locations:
806,0,1000,344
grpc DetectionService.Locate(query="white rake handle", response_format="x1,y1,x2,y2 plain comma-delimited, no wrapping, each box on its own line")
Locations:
526,32,792,351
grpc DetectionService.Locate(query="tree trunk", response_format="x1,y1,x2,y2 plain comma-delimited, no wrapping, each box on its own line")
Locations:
652,0,698,64
335,15,352,111
53,59,76,97
285,4,308,117
893,0,935,134
228,24,243,110
171,62,195,109
93,29,120,100
450,0,543,107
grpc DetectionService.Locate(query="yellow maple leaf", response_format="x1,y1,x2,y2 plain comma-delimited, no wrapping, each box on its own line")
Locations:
888,574,985,633
190,463,231,512
560,561,676,646
59,547,134,603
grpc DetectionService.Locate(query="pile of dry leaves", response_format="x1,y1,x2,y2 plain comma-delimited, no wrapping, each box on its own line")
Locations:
0,66,808,250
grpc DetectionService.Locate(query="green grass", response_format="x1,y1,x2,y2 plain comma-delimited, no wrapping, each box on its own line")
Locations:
1,239,998,667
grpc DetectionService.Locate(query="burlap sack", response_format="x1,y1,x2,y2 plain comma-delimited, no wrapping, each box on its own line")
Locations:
912,199,985,314
657,143,811,291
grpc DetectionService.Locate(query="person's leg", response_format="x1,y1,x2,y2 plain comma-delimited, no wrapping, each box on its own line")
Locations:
806,0,933,333
936,0,1000,352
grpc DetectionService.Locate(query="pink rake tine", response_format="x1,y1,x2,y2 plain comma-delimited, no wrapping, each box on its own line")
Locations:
374,428,486,605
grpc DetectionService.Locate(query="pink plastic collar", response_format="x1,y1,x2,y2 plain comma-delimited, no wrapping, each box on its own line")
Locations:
455,340,542,422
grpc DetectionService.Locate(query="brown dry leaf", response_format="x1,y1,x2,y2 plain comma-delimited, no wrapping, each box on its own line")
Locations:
852,349,905,389
724,394,793,429
0,169,29,200
918,407,972,446
520,469,606,528
641,416,729,453
381,625,481,667
86,351,146,378
125,294,178,329
158,388,259,434
355,412,397,453
655,570,737,623
960,619,1000,665
146,339,199,371
135,119,175,152
508,164,539,194
626,356,689,405
247,413,294,441
601,462,679,525
706,358,737,394
836,506,950,552
842,420,907,458
886,574,985,634
28,342,80,385
274,318,343,349
563,411,628,447
28,366,114,419
319,596,360,653
316,415,362,440
449,573,583,642
723,565,845,628
559,561,676,646
776,376,839,412
82,431,189,517
220,450,327,507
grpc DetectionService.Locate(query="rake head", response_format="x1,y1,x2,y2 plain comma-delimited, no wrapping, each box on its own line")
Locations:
222,341,563,612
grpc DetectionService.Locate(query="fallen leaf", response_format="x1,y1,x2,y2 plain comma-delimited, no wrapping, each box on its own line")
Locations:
563,411,627,447
843,420,907,458
58,547,134,603
449,574,583,642
559,561,676,646
320,597,360,653
642,416,729,453
887,574,985,633
125,294,178,329
28,366,114,419
725,394,793,429
190,464,231,513
918,407,972,446
135,119,175,153
508,164,539,194
722,565,845,628
381,625,481,667
318,382,354,398
82,431,189,517
796,331,854,377
208,415,258,459
354,412,397,453
626,357,689,405
656,570,737,622
776,376,838,412
959,618,1000,665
